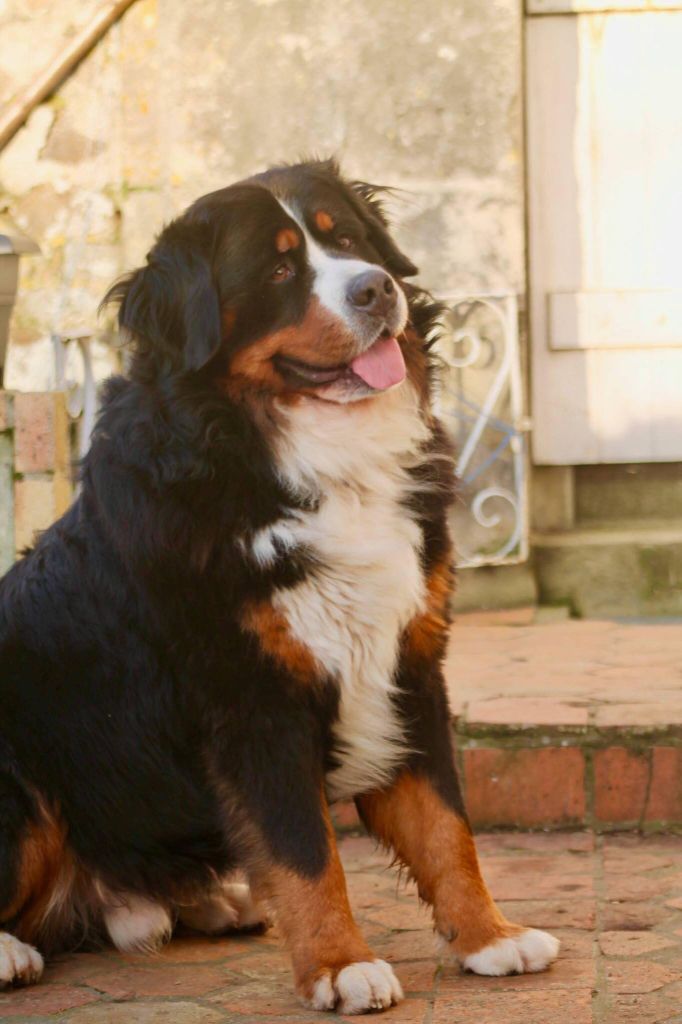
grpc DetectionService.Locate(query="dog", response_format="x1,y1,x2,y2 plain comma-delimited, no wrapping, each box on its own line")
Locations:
0,159,559,1014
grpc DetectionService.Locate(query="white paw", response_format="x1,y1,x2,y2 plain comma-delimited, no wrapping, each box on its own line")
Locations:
0,932,44,988
104,895,172,953
462,928,560,976
179,881,272,935
223,882,273,931
310,959,403,1015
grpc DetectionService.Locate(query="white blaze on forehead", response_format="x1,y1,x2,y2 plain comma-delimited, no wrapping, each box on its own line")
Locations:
278,199,395,326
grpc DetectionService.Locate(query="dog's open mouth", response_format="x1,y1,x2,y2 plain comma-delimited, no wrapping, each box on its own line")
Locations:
275,330,407,392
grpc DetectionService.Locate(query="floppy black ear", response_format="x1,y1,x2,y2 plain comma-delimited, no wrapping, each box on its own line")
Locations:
350,180,419,278
103,222,222,373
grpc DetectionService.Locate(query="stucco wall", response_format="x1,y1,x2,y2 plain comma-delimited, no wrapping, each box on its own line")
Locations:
0,0,525,386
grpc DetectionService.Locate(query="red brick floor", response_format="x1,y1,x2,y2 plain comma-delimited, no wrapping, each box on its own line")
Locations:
2,831,681,1023
443,617,682,725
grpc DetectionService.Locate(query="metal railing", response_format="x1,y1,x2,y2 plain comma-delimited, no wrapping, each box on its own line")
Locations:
435,294,529,568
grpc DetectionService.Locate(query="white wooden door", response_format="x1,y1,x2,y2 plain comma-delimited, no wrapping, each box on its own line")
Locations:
526,4,682,464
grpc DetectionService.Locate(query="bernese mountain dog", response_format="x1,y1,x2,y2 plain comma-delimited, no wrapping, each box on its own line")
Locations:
0,159,559,1014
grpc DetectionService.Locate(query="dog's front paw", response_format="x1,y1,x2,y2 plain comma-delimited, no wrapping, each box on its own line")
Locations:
0,933,44,988
461,928,560,976
308,959,403,1015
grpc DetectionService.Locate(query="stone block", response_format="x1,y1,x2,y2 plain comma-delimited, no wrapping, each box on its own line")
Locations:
576,462,682,523
531,465,575,531
534,528,682,617
452,562,538,613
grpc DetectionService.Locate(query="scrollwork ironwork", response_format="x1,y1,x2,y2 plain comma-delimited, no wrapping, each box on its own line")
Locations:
435,294,528,568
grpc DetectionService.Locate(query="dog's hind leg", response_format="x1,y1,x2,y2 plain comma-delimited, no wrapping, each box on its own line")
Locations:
178,879,272,935
103,894,172,954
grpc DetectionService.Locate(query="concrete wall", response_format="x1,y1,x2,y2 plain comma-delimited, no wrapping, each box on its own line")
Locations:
0,0,525,384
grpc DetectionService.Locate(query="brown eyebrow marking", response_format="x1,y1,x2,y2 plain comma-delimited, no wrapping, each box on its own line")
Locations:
276,228,300,253
314,210,335,233
222,307,237,337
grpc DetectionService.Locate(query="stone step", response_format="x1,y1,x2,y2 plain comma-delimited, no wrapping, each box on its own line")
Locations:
532,519,682,618
575,462,682,522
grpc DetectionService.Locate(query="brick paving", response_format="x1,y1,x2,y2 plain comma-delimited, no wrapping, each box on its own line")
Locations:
443,617,682,724
1,831,681,1023
1,620,681,1020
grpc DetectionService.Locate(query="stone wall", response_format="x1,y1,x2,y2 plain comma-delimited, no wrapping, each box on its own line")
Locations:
0,0,525,384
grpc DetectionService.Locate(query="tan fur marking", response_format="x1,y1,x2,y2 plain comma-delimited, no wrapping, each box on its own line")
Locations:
222,307,237,338
241,601,320,683
226,297,355,398
252,803,373,1000
1,801,77,947
358,773,518,957
404,558,453,660
276,227,300,253
314,210,335,233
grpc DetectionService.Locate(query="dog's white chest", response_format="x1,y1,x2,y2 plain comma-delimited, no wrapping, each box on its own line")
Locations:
274,483,424,800
257,389,429,800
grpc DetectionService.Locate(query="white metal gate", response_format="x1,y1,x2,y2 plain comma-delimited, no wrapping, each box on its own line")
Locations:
436,295,529,568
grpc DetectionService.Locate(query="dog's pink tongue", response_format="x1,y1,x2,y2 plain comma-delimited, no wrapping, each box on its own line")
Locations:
350,336,406,390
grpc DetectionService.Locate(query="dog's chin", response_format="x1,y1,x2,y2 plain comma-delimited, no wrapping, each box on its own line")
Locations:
313,372,405,405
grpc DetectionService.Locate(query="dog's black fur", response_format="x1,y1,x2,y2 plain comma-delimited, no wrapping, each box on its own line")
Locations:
0,161,558,1010
0,160,457,949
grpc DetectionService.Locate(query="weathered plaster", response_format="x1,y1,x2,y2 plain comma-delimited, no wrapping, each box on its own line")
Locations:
0,0,525,385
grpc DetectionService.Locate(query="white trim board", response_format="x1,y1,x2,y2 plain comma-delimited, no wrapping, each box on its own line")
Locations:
527,2,682,13
549,291,682,350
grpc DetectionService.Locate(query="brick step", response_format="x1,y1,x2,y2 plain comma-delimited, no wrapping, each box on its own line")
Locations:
455,713,681,831
332,731,682,834
333,619,682,833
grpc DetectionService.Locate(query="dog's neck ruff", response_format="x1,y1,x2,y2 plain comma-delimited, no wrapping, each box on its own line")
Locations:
250,384,430,801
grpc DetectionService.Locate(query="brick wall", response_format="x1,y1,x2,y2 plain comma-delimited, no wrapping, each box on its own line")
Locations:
0,390,73,569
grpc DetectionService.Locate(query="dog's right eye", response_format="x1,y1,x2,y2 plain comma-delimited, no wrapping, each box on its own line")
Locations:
270,262,294,283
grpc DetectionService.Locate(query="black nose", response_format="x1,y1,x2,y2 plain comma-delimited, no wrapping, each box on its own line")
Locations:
347,269,397,317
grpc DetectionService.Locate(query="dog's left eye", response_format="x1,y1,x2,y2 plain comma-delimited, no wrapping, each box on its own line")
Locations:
270,262,294,283
336,234,355,251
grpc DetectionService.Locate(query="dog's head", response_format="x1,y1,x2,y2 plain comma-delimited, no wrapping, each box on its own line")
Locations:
106,159,428,405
